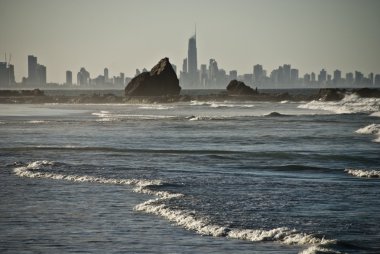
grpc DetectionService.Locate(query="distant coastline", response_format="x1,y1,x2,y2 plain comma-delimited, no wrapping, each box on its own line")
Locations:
1,88,380,104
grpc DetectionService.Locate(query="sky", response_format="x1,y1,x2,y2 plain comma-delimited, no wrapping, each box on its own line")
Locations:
0,0,379,83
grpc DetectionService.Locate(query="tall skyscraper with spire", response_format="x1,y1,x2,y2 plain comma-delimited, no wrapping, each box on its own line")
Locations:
187,27,198,86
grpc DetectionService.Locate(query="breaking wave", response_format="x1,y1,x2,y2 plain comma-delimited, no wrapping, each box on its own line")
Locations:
13,160,341,254
190,100,255,108
370,111,380,117
92,110,177,121
345,168,380,178
138,105,174,110
355,124,380,143
298,94,380,114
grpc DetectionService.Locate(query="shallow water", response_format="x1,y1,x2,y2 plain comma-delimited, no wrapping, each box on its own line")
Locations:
1,98,379,254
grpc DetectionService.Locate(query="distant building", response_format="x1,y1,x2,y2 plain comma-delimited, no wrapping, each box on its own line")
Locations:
229,70,237,81
37,64,46,84
0,62,15,86
290,68,299,84
283,64,291,84
253,64,263,85
187,33,198,87
27,55,46,85
200,64,208,87
375,74,380,86
318,69,327,83
303,73,311,84
28,55,38,84
66,71,72,85
104,68,109,82
346,72,354,86
311,72,316,82
333,69,341,85
368,73,374,85
77,67,90,86
355,71,363,85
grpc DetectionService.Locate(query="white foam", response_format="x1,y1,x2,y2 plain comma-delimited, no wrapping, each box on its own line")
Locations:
298,94,380,114
138,105,173,110
370,111,380,117
92,111,111,117
355,124,380,143
280,100,289,104
190,100,211,106
28,120,46,124
355,124,380,135
13,160,163,187
345,168,380,178
14,160,340,254
210,102,254,108
299,245,343,254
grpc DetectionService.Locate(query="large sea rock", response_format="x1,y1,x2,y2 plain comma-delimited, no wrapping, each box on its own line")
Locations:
226,80,257,95
125,58,181,96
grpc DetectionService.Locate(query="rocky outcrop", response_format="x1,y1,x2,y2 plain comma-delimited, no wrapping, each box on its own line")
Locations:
317,88,346,101
352,88,380,98
226,80,257,95
125,58,181,96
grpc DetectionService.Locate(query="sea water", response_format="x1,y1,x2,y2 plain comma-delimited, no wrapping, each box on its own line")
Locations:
1,96,379,254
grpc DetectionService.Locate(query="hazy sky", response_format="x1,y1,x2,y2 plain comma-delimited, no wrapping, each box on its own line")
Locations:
1,0,379,83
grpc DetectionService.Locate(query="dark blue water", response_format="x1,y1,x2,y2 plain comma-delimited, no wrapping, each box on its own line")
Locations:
0,98,379,254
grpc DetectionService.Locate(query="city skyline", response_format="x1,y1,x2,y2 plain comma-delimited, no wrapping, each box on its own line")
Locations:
1,0,379,84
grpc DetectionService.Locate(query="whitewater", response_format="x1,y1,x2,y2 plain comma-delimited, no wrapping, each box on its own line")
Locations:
1,95,380,254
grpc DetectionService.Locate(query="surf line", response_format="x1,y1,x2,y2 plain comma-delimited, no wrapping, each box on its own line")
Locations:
14,160,340,254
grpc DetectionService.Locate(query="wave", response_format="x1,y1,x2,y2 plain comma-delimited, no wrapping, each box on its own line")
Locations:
190,100,255,108
13,160,341,254
298,94,380,114
345,168,380,178
355,124,380,143
28,120,47,124
92,110,178,121
135,195,340,254
138,105,174,110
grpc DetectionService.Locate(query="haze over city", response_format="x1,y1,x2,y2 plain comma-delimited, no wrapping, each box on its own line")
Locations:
1,0,379,84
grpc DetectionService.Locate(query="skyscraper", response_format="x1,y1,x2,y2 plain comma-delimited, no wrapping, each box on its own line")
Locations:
66,71,72,85
187,33,198,86
104,68,109,82
28,55,38,83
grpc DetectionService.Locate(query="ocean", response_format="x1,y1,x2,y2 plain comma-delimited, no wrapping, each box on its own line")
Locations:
1,94,379,254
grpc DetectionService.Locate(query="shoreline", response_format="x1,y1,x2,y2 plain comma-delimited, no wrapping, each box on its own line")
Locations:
0,88,379,104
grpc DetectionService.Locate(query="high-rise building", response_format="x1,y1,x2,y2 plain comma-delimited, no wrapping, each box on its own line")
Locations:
303,73,311,84
318,69,327,83
333,70,341,83
37,64,46,84
283,64,291,84
66,71,72,85
0,62,15,86
311,72,316,82
187,33,198,86
355,71,363,85
368,73,374,85
229,70,237,81
28,55,38,83
77,67,90,86
182,58,187,73
346,72,354,86
290,68,299,83
253,64,263,84
27,55,46,85
375,74,380,86
104,68,109,82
